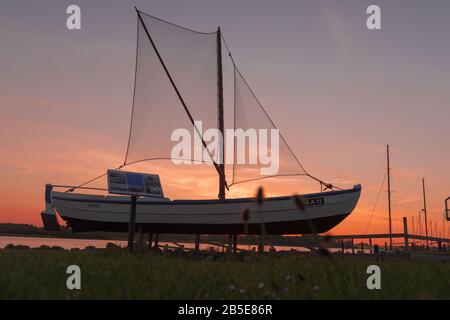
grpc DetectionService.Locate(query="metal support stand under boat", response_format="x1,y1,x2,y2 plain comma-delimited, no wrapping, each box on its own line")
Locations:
195,234,201,251
138,225,144,252
148,233,153,250
258,235,264,253
154,234,160,251
127,195,137,251
227,234,233,253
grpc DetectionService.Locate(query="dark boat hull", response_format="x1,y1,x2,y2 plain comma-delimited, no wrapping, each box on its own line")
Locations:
48,185,361,235
62,212,350,235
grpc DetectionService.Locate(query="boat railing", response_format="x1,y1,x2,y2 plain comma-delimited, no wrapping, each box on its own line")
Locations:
49,184,108,193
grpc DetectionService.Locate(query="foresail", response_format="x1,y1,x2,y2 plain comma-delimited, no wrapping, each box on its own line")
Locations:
231,66,308,186
124,12,219,168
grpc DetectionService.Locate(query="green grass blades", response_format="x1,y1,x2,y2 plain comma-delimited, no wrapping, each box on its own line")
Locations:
0,250,449,299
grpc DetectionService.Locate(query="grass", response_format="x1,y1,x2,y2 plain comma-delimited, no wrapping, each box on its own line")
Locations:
0,249,449,299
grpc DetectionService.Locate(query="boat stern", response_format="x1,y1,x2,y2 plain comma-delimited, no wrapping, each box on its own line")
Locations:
40,184,61,231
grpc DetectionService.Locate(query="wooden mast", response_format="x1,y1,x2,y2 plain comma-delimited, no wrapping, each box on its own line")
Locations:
422,178,429,248
386,145,393,249
217,27,226,200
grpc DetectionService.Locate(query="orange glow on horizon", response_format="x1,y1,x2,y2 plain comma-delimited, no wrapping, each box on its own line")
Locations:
1,145,448,239
1,0,450,240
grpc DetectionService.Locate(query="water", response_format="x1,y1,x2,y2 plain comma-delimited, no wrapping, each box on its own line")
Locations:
0,236,126,249
1,236,378,253
0,235,313,252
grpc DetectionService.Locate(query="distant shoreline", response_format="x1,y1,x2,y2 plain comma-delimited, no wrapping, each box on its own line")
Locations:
0,223,333,247
0,232,124,241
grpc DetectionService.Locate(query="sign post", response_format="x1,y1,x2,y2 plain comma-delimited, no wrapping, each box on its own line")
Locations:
127,195,137,251
106,169,164,252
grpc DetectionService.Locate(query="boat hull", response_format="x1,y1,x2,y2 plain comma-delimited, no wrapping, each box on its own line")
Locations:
51,185,361,235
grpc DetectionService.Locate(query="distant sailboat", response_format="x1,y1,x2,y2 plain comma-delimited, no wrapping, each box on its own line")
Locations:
41,8,361,234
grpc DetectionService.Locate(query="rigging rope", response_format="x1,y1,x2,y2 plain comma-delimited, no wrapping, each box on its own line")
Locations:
138,9,217,35
221,33,340,190
64,158,212,193
364,170,387,234
123,15,140,166
390,152,414,218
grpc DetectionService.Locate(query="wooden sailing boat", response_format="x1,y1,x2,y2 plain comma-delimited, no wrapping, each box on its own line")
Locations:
40,8,361,235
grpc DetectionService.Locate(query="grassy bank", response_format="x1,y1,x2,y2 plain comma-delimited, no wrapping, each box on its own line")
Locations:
0,250,449,299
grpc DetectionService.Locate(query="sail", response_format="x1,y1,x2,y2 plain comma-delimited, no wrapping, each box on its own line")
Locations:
124,12,219,168
231,66,308,186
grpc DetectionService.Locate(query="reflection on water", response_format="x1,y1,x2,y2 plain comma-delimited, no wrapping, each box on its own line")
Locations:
0,236,126,249
0,235,314,252
1,236,377,253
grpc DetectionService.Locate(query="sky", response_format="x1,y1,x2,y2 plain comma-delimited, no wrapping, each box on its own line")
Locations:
0,0,449,238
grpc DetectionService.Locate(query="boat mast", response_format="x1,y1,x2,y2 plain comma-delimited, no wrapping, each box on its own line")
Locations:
217,27,226,200
422,177,429,247
386,144,393,249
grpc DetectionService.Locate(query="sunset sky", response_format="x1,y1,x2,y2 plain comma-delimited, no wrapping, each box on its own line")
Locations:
1,0,449,238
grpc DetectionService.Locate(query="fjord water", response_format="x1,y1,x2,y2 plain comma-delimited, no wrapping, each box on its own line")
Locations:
0,235,316,252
